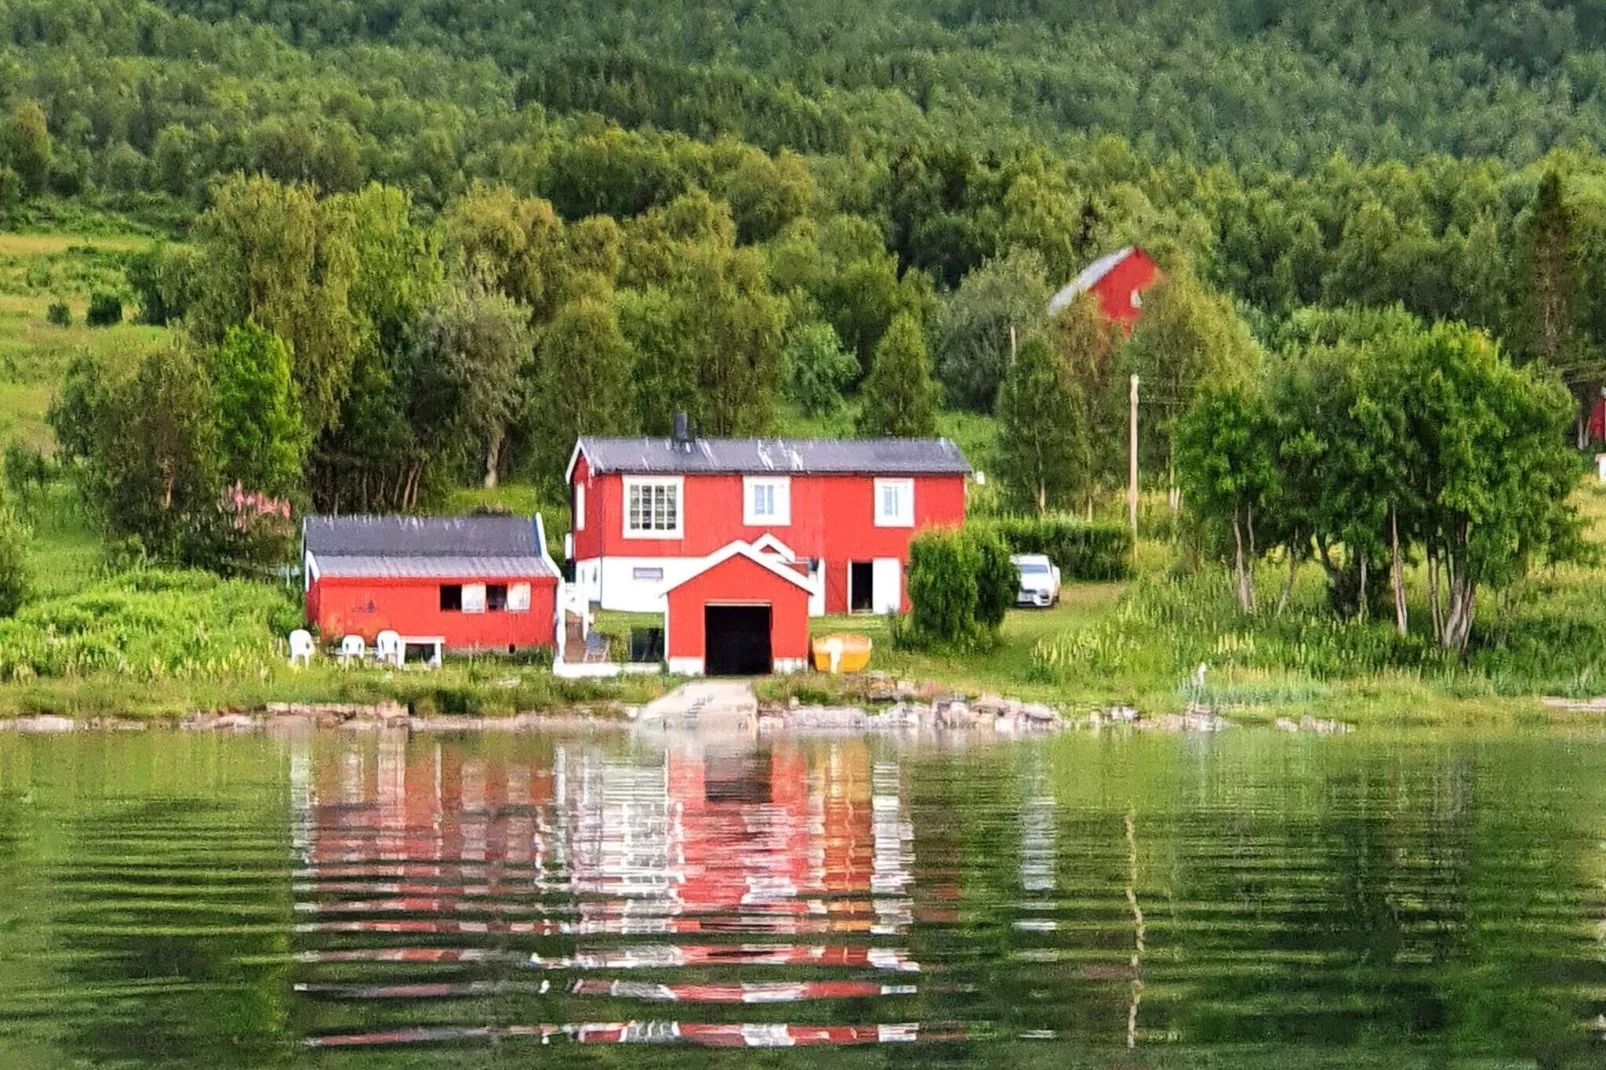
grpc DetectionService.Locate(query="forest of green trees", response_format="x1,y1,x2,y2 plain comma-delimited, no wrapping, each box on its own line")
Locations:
0,0,1598,646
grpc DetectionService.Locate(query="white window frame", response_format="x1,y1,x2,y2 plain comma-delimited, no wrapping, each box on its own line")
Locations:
874,478,915,528
508,582,531,613
623,476,684,539
743,476,791,526
574,483,586,531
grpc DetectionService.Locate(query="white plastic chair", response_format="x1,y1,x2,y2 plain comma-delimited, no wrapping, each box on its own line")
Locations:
375,630,403,668
288,629,314,667
339,634,366,664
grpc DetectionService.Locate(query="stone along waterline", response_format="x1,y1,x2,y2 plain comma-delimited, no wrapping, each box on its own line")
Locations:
0,729,1604,1066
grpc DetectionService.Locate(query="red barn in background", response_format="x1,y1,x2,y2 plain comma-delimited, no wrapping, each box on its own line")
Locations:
302,514,560,653
1048,246,1160,332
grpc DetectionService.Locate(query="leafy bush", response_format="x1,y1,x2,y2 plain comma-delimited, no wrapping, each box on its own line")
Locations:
0,569,296,682
0,502,31,617
904,526,1015,648
3,441,49,504
783,321,858,416
906,528,979,647
45,301,70,327
972,526,1016,630
983,515,1133,581
85,291,122,327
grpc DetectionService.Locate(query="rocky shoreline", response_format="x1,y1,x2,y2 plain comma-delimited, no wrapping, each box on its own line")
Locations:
0,683,1358,737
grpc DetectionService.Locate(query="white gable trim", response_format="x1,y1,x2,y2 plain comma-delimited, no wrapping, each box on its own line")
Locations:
563,439,590,485
749,533,797,560
661,540,815,596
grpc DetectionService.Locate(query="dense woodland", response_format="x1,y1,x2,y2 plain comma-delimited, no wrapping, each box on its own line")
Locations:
0,0,1599,652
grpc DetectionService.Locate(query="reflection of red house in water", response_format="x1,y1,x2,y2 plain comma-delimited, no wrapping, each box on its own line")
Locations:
292,737,956,1051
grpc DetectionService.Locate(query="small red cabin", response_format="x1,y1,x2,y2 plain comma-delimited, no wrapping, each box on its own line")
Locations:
1048,246,1160,333
663,542,813,676
303,515,560,654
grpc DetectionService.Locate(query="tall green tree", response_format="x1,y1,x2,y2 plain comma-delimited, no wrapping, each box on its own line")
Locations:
932,247,1052,413
531,294,635,490
408,281,532,490
187,176,360,439
1514,170,1596,441
995,335,1087,514
212,322,306,497
1125,268,1260,502
1176,384,1279,613
857,312,940,438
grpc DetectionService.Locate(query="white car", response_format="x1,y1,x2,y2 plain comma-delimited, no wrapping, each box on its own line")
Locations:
1012,554,1060,608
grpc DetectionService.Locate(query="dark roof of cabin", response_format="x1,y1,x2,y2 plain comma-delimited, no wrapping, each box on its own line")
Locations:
303,515,556,578
574,437,972,476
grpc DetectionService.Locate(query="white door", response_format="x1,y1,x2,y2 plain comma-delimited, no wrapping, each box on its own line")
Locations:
871,558,902,614
808,560,826,617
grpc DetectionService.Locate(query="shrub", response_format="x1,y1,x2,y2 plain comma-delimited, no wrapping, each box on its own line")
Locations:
904,526,1016,648
86,291,122,327
906,528,980,646
0,502,31,617
983,515,1133,581
972,526,1016,630
45,301,69,327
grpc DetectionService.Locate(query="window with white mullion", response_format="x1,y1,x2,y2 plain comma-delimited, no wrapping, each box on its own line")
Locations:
743,476,790,525
624,477,684,538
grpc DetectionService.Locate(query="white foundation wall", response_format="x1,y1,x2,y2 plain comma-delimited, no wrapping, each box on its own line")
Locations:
586,555,824,615
595,556,708,612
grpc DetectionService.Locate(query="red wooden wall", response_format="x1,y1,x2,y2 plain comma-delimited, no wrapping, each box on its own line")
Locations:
308,574,557,650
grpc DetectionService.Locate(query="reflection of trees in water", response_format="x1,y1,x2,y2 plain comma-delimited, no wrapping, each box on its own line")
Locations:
39,740,294,1067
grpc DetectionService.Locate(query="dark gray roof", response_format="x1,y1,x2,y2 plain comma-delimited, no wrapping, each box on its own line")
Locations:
304,516,554,577
573,437,972,476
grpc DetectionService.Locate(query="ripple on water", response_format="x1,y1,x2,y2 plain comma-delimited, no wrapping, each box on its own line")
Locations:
1,729,1605,1066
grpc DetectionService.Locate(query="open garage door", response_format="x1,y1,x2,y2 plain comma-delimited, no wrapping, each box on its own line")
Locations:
704,604,772,676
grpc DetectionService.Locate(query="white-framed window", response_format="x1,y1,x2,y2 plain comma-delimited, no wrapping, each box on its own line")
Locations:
623,477,684,538
874,478,915,528
574,483,586,531
632,567,665,582
508,583,531,613
462,583,487,614
1131,289,1143,310
743,476,791,526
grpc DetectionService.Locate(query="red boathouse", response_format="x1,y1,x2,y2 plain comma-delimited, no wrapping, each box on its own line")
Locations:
1048,246,1160,332
662,541,814,676
302,514,560,654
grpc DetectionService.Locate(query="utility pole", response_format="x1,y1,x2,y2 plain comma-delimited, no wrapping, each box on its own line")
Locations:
1129,374,1139,564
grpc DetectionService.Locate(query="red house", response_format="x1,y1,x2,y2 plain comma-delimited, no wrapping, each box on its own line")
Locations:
1048,246,1160,332
567,428,971,615
302,514,561,655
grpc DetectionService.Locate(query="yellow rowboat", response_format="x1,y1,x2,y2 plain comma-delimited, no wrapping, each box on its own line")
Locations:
812,633,872,674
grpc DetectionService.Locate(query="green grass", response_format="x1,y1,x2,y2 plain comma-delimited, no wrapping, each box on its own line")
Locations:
0,231,166,451
21,483,104,599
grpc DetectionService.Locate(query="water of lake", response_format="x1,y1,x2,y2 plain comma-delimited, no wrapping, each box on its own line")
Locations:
1,726,1604,1068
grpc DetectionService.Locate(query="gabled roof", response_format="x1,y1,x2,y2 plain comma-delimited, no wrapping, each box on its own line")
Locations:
662,541,816,595
568,436,972,481
1048,246,1136,315
303,515,557,579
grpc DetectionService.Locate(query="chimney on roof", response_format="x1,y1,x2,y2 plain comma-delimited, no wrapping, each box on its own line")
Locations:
672,411,692,452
